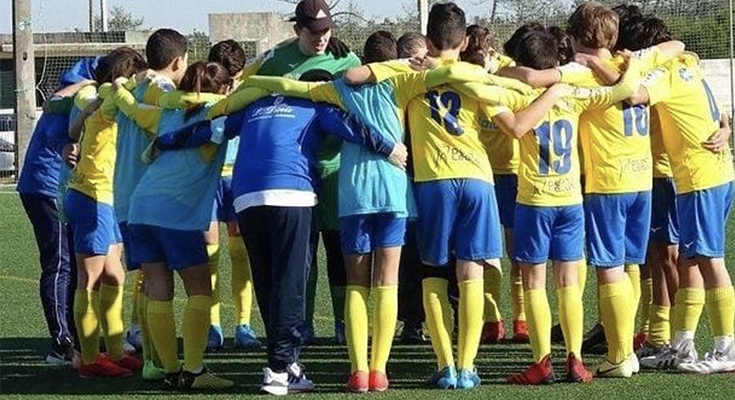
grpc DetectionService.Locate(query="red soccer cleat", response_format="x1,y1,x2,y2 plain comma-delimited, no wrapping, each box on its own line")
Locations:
111,352,143,372
78,354,133,378
369,371,389,392
480,321,505,344
633,332,649,352
346,371,369,393
565,353,593,383
513,320,530,343
508,355,555,385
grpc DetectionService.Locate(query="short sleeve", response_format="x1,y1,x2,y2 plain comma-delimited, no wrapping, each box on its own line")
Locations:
557,62,598,86
368,59,414,82
641,67,673,106
388,72,429,110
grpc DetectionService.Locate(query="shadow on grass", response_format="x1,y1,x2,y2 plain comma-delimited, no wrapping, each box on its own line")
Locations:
0,336,588,395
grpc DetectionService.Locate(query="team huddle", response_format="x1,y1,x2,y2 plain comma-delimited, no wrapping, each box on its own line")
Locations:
16,0,735,395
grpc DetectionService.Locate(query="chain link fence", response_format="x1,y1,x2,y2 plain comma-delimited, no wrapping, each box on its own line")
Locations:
2,0,734,181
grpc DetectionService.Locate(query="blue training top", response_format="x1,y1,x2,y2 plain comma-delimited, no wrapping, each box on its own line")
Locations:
114,78,174,222
333,79,416,218
127,105,227,231
224,95,397,213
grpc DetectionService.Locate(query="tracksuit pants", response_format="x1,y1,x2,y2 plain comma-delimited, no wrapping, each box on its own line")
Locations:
19,193,78,345
238,205,313,372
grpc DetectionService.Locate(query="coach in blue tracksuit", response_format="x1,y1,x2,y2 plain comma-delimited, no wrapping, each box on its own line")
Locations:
228,70,404,394
16,58,99,364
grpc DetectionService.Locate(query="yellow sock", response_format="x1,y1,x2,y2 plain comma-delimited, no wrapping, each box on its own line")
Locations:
148,300,179,373
182,295,212,372
74,289,100,364
649,304,671,346
207,243,221,327
483,267,502,323
524,288,552,363
345,285,369,373
457,279,484,370
228,236,253,325
557,285,584,357
130,270,144,326
625,264,641,326
705,286,735,337
422,278,454,369
99,284,125,360
578,258,588,297
639,277,653,332
599,280,635,363
511,272,525,321
137,293,152,362
370,285,398,373
673,288,705,334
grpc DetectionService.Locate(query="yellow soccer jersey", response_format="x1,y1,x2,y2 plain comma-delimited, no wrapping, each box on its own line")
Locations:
649,106,673,178
487,53,516,74
643,53,735,193
478,116,520,175
559,57,652,194
69,85,119,204
406,59,509,183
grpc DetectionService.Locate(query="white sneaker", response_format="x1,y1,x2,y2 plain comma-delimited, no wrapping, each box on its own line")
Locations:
678,337,735,374
126,324,143,352
640,340,698,370
122,339,137,354
261,368,289,396
595,355,636,378
286,362,314,393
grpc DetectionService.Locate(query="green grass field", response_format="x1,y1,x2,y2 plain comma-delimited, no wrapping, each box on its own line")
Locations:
2,185,735,399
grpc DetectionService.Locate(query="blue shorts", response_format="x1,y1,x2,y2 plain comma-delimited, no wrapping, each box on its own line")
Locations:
514,204,585,264
494,174,518,229
64,189,121,255
118,222,141,271
128,224,208,270
677,182,734,259
650,178,680,244
585,191,651,267
212,175,237,222
339,213,407,254
415,179,503,266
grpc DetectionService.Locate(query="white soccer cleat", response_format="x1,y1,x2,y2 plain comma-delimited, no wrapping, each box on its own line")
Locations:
629,352,640,374
640,339,698,370
261,367,289,396
678,337,735,374
286,362,314,393
594,355,636,378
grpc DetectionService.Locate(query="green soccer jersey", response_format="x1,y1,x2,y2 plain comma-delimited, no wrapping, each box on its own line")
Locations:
241,39,360,230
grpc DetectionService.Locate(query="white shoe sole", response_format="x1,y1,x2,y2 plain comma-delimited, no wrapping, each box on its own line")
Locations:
45,354,71,365
261,385,288,396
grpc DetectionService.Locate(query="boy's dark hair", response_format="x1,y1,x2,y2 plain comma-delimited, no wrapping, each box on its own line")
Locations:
299,69,334,82
514,29,560,70
426,2,467,51
179,61,231,95
95,46,147,84
612,4,643,25
548,26,575,65
146,28,188,70
461,25,493,67
503,22,544,60
624,16,673,50
567,2,619,50
615,15,645,51
397,32,427,58
208,40,246,77
363,31,398,64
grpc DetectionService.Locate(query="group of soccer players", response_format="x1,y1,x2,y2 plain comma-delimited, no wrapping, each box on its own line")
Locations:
16,0,735,395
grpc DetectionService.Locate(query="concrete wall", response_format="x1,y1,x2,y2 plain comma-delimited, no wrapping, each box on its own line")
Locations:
209,12,294,56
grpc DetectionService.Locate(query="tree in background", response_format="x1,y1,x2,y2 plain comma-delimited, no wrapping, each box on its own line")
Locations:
94,5,145,31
